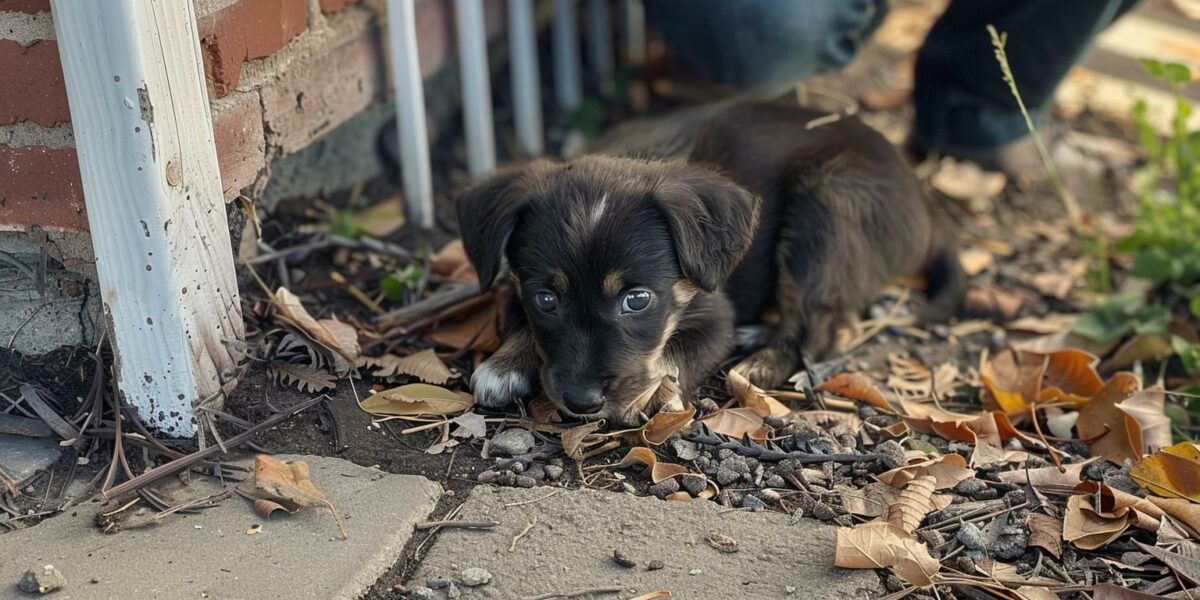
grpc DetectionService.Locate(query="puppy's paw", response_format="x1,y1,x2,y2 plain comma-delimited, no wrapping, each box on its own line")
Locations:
470,358,535,408
732,346,795,390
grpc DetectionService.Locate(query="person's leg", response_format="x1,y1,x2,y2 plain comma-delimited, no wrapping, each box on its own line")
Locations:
912,0,1142,160
642,0,888,94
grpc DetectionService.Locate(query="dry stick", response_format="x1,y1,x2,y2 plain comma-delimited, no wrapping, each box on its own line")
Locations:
103,396,327,500
414,519,498,530
522,586,625,600
1027,402,1065,472
987,24,1082,229
503,489,563,508
508,517,538,552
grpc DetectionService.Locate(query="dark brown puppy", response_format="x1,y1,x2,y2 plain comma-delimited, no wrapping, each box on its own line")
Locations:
457,99,964,425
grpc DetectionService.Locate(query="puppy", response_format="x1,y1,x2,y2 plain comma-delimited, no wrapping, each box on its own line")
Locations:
457,99,964,425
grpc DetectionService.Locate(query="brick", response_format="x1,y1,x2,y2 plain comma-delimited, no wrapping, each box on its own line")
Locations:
198,0,307,98
0,0,49,13
0,40,70,127
261,31,385,153
212,91,265,197
0,145,86,231
319,0,358,15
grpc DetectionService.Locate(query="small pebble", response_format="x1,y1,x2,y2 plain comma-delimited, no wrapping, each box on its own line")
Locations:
543,465,563,480
956,522,987,552
19,565,66,595
717,449,734,460
525,464,545,480
647,560,665,571
716,464,741,486
427,578,450,589
760,489,781,502
405,586,436,600
763,415,786,429
490,429,535,457
874,440,906,470
514,475,537,488
741,494,766,511
680,474,708,497
705,531,739,553
446,582,462,599
509,461,526,474
649,478,681,499
613,549,637,568
459,567,492,587
672,439,701,461
697,398,720,413
764,474,785,489
810,502,837,521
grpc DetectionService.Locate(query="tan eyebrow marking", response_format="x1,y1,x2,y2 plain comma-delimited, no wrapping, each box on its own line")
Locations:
603,270,624,296
551,269,569,294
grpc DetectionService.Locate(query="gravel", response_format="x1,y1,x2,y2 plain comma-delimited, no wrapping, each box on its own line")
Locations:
490,429,535,457
405,586,436,599
875,440,907,470
460,567,492,587
19,565,66,595
649,478,680,499
956,522,988,552
543,465,563,480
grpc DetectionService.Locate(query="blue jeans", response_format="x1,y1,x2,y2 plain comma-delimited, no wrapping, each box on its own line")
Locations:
643,0,1141,153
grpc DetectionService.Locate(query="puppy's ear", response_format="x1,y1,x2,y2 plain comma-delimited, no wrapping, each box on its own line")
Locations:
456,160,553,290
653,164,761,292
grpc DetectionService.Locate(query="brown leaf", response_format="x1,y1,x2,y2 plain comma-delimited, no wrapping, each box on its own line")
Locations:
359,383,474,417
318,318,361,363
562,421,604,461
253,498,293,518
878,453,974,490
1092,583,1173,600
1028,271,1075,300
979,348,1046,415
1007,313,1077,335
665,491,693,502
997,460,1094,491
426,301,500,353
931,158,1007,204
430,240,478,283
1118,387,1172,453
273,288,356,360
1076,480,1165,532
360,349,454,384
1064,493,1132,550
815,373,894,413
621,406,696,446
1078,372,1145,465
1038,349,1104,405
726,371,790,418
965,285,1024,322
1027,512,1063,558
1101,334,1175,373
886,476,938,534
269,361,336,393
842,481,953,518
788,410,862,439
350,195,407,238
959,247,994,276
898,400,1016,467
528,396,562,423
615,447,689,483
1134,540,1200,585
1147,496,1200,537
834,522,940,586
1131,441,1200,501
250,455,347,539
700,407,771,442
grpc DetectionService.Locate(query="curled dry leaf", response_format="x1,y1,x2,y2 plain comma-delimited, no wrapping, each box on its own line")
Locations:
429,239,478,283
359,349,454,385
1064,494,1131,550
997,460,1095,491
814,373,895,413
700,407,771,442
1134,540,1200,586
726,371,790,418
1146,496,1200,538
1131,441,1200,501
359,383,474,417
248,455,347,539
615,447,689,484
979,348,1046,415
254,498,291,519
898,399,1019,467
426,301,501,353
843,481,953,518
1027,512,1064,558
273,288,358,360
886,476,938,534
665,491,693,502
562,421,604,461
834,522,939,587
528,396,562,423
958,247,994,276
1028,271,1075,300
1117,387,1172,453
878,453,974,490
965,285,1024,322
1075,480,1165,532
1077,372,1145,465
620,405,696,446
1092,582,1175,600
1039,349,1104,404
1101,334,1175,373
269,362,336,393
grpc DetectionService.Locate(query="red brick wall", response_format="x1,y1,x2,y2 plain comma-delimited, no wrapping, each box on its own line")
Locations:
0,0,502,241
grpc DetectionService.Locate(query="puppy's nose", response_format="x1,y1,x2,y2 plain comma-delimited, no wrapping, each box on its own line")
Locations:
561,385,605,414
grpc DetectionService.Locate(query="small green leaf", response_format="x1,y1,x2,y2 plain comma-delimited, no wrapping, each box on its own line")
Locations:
1173,336,1200,374
1131,247,1183,283
1192,296,1200,317
1132,304,1172,335
1165,62,1193,88
380,265,423,301
330,211,362,239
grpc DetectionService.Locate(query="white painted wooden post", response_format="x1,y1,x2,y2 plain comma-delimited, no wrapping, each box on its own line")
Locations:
586,0,614,96
553,0,583,112
509,0,544,156
386,0,435,228
51,0,243,437
620,0,645,65
455,0,496,177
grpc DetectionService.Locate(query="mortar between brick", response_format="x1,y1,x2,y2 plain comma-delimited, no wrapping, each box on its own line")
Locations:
0,10,54,44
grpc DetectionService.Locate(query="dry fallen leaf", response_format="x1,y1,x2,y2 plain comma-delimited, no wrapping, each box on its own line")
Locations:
931,158,1007,204
426,301,500,353
1117,387,1172,454
619,406,696,446
1076,480,1165,532
965,285,1024,322
727,371,790,418
616,447,690,483
1101,334,1175,373
842,482,953,518
248,455,347,539
1063,493,1131,550
528,396,562,423
1027,512,1064,558
1028,271,1075,300
835,521,940,586
561,421,604,461
1092,582,1174,600
815,373,895,413
273,288,358,361
886,476,938,534
1038,349,1104,405
1077,372,1145,465
1131,441,1200,501
877,453,974,490
788,410,862,439
1134,540,1200,586
959,247,994,276
430,239,478,283
269,362,337,393
979,348,1046,415
359,383,474,417
1146,496,1200,537
700,407,771,442
997,460,1094,491
359,349,454,385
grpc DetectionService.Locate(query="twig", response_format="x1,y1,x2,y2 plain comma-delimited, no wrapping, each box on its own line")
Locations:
414,519,498,530
522,586,625,600
1027,402,1064,472
509,517,538,552
103,396,327,500
987,24,1081,228
504,489,562,507
330,271,386,316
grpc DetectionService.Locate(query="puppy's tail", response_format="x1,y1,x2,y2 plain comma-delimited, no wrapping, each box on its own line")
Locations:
917,242,966,325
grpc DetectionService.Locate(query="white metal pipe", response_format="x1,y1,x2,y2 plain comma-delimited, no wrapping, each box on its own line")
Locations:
586,0,614,97
455,0,496,177
620,0,645,65
386,0,435,228
552,0,583,112
508,0,544,156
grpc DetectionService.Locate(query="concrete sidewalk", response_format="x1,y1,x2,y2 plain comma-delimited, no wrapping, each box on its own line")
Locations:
0,455,442,600
408,486,880,599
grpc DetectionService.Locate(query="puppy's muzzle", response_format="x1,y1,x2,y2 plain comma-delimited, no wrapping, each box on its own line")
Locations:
550,371,607,415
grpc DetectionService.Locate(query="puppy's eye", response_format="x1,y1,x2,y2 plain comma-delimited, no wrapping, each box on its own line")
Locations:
533,290,558,313
621,289,653,314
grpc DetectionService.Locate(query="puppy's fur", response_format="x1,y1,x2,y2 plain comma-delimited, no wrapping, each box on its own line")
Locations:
458,100,964,425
